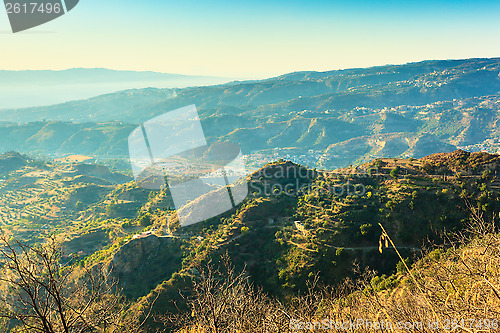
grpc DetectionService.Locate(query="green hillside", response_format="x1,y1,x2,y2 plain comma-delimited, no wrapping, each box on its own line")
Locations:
23,149,491,332
1,149,500,332
0,152,133,246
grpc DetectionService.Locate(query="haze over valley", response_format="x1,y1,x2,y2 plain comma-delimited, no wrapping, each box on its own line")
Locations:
0,68,231,109
1,58,500,170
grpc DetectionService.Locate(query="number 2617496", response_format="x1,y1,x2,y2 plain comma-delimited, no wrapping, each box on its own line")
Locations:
5,2,62,14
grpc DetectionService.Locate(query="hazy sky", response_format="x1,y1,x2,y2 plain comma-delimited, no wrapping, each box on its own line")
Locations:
1,0,500,78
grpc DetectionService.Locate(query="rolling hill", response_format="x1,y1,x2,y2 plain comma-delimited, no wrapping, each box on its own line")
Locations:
81,149,500,331
1,149,500,331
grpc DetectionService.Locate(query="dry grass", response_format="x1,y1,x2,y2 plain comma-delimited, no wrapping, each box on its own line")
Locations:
175,211,500,333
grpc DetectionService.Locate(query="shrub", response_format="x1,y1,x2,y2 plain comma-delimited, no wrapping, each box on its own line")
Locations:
390,166,400,179
139,213,152,227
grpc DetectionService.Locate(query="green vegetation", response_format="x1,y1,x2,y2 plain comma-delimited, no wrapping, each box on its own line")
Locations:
2,150,500,332
139,213,152,227
174,221,500,333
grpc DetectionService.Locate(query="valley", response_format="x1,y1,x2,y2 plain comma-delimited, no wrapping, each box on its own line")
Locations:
1,58,500,332
0,58,500,170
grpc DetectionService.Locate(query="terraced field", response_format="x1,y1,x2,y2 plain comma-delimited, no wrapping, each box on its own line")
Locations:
0,153,133,243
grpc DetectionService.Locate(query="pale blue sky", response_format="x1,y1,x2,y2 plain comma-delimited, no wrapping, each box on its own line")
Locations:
1,0,500,78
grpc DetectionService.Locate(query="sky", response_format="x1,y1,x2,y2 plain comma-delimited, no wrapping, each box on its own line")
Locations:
1,0,500,79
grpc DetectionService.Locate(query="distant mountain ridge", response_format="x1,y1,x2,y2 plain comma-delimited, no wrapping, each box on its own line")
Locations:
0,68,197,85
1,57,500,168
0,68,232,109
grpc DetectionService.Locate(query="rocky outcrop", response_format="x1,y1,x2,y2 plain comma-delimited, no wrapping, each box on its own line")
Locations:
106,235,184,299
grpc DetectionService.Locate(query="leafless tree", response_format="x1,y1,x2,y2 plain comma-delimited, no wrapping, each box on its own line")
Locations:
173,256,358,333
172,254,290,333
0,236,149,333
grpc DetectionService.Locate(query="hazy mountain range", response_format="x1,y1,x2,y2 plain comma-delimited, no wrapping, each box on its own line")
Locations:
1,57,500,169
0,68,232,109
1,59,500,332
